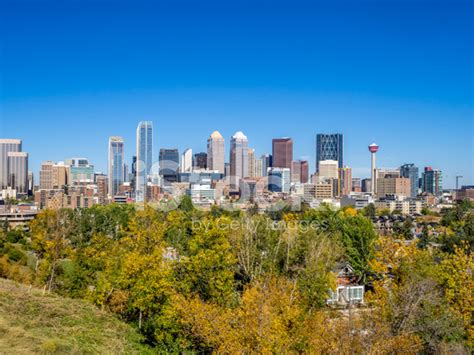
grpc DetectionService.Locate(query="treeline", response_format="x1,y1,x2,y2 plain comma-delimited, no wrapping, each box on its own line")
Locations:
0,198,472,353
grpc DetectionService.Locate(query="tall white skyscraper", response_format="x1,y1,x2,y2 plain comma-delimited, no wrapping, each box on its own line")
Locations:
207,131,225,173
136,121,153,202
0,139,22,190
181,148,193,172
108,136,124,197
230,131,249,181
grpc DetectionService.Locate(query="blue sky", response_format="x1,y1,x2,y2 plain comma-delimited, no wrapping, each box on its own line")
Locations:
0,0,473,187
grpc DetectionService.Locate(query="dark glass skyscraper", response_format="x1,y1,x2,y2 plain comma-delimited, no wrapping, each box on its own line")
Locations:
316,134,343,172
422,167,443,196
400,163,419,198
159,148,179,185
193,152,208,170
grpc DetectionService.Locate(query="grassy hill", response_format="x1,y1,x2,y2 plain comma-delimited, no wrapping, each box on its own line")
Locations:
0,278,151,354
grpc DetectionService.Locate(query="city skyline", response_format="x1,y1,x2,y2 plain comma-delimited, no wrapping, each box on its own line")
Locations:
0,125,471,189
1,0,472,188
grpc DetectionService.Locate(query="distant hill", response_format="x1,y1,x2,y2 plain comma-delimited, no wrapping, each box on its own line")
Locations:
0,278,151,354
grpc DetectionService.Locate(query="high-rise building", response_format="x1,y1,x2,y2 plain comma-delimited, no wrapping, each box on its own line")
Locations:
193,152,208,170
129,156,137,190
261,154,272,176
64,158,94,184
422,167,443,196
159,148,179,185
253,158,264,178
400,164,419,198
352,177,362,192
248,148,256,177
230,131,249,180
272,138,293,169
39,161,69,189
96,174,108,205
108,136,124,197
7,152,28,195
361,178,372,193
376,177,411,198
0,139,22,190
338,167,353,196
268,168,291,193
136,121,153,201
181,148,193,173
318,160,339,179
291,160,309,183
316,134,343,172
207,131,225,173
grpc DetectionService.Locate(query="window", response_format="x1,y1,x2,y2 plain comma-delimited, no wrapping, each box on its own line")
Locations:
349,286,364,301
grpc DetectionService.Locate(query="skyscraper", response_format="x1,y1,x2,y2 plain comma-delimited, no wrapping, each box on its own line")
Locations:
291,160,309,183
0,139,22,190
39,161,69,189
64,158,94,183
400,164,419,198
136,121,153,201
181,148,193,173
248,148,256,177
316,134,343,172
338,167,353,196
108,136,124,197
318,160,339,179
272,138,293,169
207,131,225,173
230,131,249,180
194,152,208,170
261,154,272,176
422,167,443,196
7,152,28,195
268,168,291,193
159,148,179,185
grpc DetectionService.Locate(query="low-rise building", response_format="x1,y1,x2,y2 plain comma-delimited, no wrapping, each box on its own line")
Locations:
341,193,374,209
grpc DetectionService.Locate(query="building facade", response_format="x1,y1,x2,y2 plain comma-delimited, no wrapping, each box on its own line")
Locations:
376,177,411,198
64,158,94,184
291,160,309,183
159,148,180,185
181,148,193,173
272,138,293,169
108,136,125,197
207,131,225,173
261,154,272,176
422,167,443,196
318,159,339,179
400,164,419,198
316,134,343,172
136,121,153,202
230,131,249,180
0,139,22,190
193,152,208,170
7,152,28,195
268,167,291,193
338,167,353,196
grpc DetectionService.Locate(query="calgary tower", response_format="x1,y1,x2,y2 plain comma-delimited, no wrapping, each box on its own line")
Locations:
368,143,379,195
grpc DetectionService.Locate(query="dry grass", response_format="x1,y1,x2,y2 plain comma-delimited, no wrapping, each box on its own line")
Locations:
0,278,151,354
